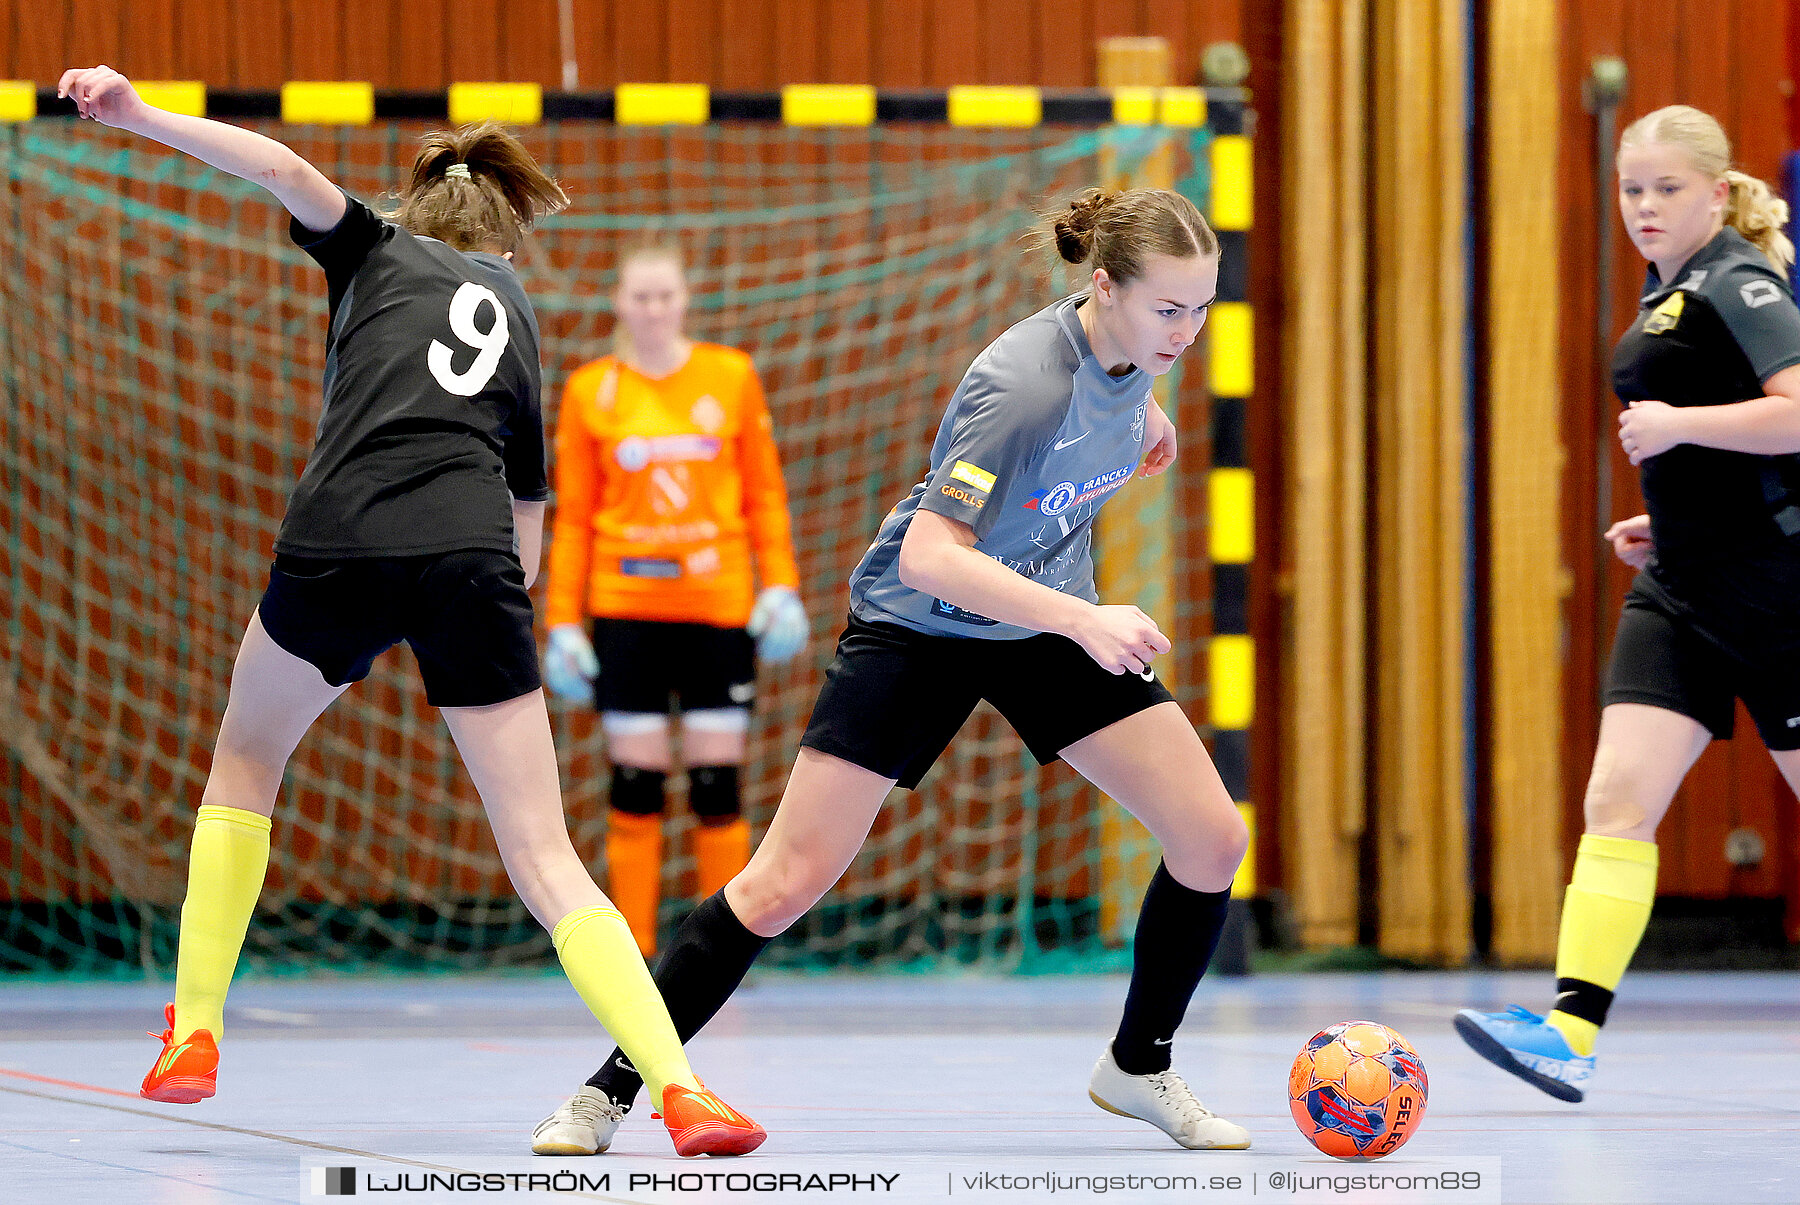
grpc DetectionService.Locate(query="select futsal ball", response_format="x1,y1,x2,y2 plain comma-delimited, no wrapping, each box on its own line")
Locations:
1288,1020,1428,1159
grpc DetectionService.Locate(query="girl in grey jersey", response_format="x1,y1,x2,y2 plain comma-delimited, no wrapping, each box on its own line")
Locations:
538,189,1256,1156
849,288,1161,640
58,65,765,1154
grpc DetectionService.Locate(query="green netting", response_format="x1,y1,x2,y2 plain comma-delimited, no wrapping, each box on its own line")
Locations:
0,120,1215,976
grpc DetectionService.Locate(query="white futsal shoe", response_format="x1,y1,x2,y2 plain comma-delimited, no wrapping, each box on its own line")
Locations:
531,1086,628,1155
1087,1047,1251,1150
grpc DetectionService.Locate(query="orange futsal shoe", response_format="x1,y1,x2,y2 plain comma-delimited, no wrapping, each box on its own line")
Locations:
654,1083,767,1157
139,1003,218,1103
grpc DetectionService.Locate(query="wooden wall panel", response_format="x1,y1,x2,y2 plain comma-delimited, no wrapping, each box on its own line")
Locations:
717,0,776,88
133,0,178,76
822,1,873,85
982,0,1037,86
666,0,721,85
1369,0,1468,964
12,5,67,84
446,0,502,82
343,1,397,87
875,0,929,87
7,1,1251,87
1488,0,1564,965
229,0,288,86
928,0,983,88
503,0,564,87
566,0,607,87
1554,0,1619,884
64,2,123,76
1093,0,1139,42
1186,0,1247,74
1282,0,1367,949
773,0,824,84
1037,2,1090,86
1733,0,1787,180
181,0,236,82
288,0,343,79
613,0,669,83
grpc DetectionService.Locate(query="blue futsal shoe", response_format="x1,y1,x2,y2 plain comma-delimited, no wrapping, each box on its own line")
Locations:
1453,1006,1594,1103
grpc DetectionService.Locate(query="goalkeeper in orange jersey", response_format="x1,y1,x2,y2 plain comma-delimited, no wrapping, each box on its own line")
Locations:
58,64,761,1156
538,244,807,970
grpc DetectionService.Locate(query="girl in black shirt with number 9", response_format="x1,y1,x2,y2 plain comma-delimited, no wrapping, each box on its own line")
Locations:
57,65,763,1155
1457,104,1800,1103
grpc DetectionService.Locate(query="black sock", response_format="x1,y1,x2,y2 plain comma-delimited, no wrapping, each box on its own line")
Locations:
1110,863,1230,1075
585,889,772,1108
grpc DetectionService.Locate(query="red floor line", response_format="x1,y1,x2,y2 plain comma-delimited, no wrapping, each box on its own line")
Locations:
0,1064,140,1099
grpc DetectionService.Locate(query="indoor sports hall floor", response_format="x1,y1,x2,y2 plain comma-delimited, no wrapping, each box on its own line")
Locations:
2,970,1794,1204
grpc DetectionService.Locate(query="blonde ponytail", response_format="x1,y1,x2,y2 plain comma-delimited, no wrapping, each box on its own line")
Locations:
1724,169,1795,276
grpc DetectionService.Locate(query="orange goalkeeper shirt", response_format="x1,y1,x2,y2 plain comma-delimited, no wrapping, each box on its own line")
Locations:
546,345,800,630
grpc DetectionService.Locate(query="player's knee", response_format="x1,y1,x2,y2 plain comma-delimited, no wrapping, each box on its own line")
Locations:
206,738,289,798
609,765,667,816
1582,747,1654,837
688,764,741,824
1162,804,1248,892
729,860,828,935
1218,807,1251,866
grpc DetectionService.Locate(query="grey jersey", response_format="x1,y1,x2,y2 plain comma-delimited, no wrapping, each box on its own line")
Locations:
849,294,1151,639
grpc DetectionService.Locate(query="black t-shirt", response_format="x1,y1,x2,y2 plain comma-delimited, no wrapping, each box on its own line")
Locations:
1611,227,1800,648
274,192,549,558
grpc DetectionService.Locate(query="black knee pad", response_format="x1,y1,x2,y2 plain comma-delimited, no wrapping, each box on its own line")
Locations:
687,765,741,823
609,765,668,816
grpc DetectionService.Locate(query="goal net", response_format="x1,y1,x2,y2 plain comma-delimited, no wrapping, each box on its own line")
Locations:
0,118,1216,975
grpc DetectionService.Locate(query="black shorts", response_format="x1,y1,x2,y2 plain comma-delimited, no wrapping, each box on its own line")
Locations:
1604,578,1800,749
258,549,540,708
801,613,1177,790
591,617,757,714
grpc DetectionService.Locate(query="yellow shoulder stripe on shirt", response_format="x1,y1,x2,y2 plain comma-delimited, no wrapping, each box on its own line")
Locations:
950,460,997,493
1644,290,1684,335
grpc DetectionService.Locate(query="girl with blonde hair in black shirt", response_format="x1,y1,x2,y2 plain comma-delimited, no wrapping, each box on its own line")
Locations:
1458,104,1800,1103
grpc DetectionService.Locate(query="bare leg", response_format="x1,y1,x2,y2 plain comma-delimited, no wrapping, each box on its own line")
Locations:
169,611,347,1043
724,747,896,936
204,611,349,818
1581,703,1710,840
583,746,895,1113
1060,701,1248,890
1457,701,1708,1088
1062,702,1248,1065
440,690,699,1100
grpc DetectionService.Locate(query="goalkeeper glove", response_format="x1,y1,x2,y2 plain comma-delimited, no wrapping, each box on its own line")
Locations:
747,586,808,664
544,624,599,702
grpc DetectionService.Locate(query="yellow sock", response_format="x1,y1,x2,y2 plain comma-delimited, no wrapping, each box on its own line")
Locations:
693,818,750,899
173,804,272,1042
605,811,664,957
551,904,694,1101
1546,833,1658,1056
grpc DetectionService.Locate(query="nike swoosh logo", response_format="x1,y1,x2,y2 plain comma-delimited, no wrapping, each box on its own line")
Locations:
615,1056,637,1074
1153,1037,1173,1046
1053,432,1089,450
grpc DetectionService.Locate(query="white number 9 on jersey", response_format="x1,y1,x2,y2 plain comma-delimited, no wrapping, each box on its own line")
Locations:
428,281,510,396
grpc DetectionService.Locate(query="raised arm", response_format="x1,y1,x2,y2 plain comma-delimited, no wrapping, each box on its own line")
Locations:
59,65,346,233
